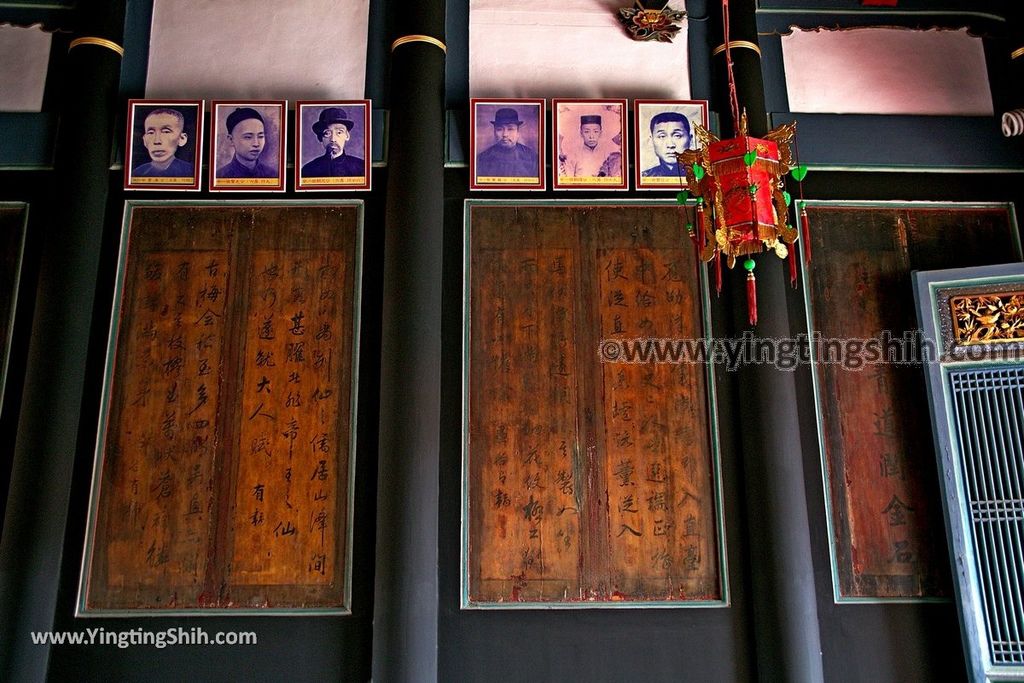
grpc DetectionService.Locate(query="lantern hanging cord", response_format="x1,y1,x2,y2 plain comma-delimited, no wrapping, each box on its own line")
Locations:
722,0,741,137
794,132,805,204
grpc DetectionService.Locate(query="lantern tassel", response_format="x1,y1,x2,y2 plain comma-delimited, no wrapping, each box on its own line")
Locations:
800,207,812,264
715,248,723,296
788,243,797,288
746,271,757,326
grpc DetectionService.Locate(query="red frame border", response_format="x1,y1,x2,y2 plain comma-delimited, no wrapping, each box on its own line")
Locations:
469,98,546,191
551,98,628,191
124,99,204,192
633,99,710,192
209,100,288,193
294,100,372,192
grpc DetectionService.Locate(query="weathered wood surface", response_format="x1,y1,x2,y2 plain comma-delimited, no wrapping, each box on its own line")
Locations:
467,205,721,605
85,204,358,611
806,205,1016,598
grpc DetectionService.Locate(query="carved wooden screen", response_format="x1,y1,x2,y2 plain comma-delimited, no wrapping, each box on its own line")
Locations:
463,202,726,607
80,202,361,614
802,202,1020,600
915,263,1024,683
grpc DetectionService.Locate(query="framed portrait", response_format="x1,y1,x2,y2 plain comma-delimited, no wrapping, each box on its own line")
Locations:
295,100,372,192
124,100,203,191
209,100,287,192
634,100,709,191
552,99,628,191
469,98,545,191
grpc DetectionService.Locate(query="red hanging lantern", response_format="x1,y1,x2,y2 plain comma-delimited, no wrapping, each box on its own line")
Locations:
681,113,797,267
671,0,811,324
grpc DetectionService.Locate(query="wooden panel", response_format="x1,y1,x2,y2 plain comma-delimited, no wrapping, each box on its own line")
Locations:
595,246,717,599
466,203,723,606
83,203,359,612
0,205,26,409
806,204,1018,599
471,246,580,601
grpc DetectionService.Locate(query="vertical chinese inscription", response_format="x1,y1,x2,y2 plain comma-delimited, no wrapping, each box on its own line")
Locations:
599,248,717,600
101,251,228,596
807,205,1017,598
471,248,580,601
232,250,346,586
84,204,359,612
467,205,723,605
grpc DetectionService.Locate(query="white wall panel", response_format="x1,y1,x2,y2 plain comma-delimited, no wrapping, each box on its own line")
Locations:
146,0,369,100
782,27,992,116
0,24,51,112
470,0,690,99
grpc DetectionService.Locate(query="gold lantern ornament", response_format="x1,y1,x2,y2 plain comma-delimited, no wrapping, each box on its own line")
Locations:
669,0,811,325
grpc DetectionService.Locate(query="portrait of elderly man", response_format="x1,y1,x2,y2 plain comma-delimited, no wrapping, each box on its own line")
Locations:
559,113,621,179
641,111,692,178
217,107,277,179
300,106,365,178
132,107,194,178
475,107,538,178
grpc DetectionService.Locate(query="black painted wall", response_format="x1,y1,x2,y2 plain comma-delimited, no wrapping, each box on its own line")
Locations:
0,1,1023,681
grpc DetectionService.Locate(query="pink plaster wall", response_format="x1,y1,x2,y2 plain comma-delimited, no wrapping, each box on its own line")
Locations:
145,0,369,100
470,0,691,99
0,24,51,112
781,27,993,116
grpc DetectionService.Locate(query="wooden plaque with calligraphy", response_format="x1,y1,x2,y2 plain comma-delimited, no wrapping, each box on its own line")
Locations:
802,202,1020,601
80,201,361,614
463,201,726,607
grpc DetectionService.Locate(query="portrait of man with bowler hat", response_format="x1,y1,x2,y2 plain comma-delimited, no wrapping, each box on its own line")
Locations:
216,106,277,179
475,107,539,179
300,106,366,178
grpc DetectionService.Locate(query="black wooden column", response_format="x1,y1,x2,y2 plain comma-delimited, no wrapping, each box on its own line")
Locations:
0,1,125,681
708,1,825,681
372,5,446,682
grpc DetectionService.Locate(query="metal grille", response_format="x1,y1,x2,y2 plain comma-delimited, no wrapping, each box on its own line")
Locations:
950,367,1024,666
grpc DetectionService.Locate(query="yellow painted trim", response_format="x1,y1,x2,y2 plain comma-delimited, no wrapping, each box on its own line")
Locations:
69,36,124,57
712,40,761,58
391,34,446,54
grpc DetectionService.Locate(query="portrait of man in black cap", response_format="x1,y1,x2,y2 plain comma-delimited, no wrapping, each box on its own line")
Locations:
553,100,626,188
561,114,614,177
216,106,277,179
300,107,366,178
475,107,539,179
